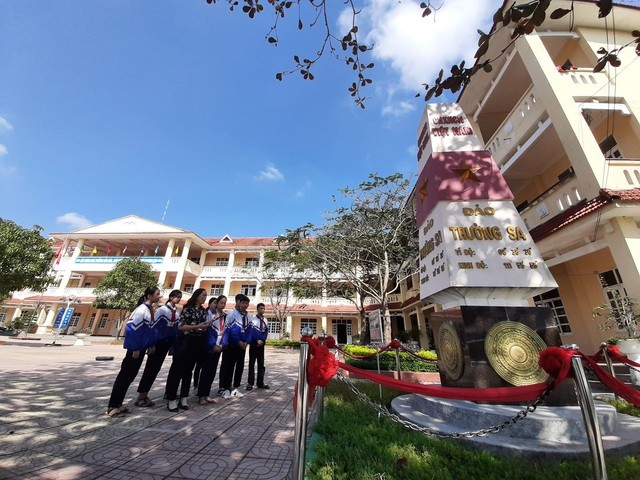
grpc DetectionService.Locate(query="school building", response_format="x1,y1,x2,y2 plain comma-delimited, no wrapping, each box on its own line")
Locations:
448,0,640,353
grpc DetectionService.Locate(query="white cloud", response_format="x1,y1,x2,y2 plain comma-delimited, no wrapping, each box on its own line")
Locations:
295,180,312,198
255,162,285,182
0,116,13,132
56,212,93,230
381,100,416,117
0,161,17,178
340,0,495,111
0,144,7,156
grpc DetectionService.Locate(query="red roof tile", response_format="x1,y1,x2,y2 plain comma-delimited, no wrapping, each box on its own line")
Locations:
529,188,640,242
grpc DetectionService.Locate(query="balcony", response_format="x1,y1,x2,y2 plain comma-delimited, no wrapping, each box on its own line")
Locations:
602,158,640,191
518,173,582,231
200,265,229,278
558,68,612,100
485,85,546,167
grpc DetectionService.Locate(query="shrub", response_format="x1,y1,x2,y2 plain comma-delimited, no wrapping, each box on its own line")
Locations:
342,344,439,372
266,339,301,348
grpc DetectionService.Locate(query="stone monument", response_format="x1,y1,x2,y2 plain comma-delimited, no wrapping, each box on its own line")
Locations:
415,103,564,399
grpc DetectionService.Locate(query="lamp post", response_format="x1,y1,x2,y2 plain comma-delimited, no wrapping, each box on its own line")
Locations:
50,294,80,346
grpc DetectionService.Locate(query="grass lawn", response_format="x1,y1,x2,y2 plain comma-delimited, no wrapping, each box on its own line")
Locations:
305,380,640,480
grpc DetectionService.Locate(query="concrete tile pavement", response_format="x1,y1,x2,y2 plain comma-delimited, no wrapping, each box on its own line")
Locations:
0,338,301,479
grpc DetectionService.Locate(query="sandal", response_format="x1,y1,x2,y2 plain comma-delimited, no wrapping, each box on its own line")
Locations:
135,397,155,407
199,397,209,406
106,408,123,418
118,406,130,414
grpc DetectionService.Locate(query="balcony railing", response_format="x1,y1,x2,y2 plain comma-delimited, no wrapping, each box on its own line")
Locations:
485,85,546,166
603,158,640,191
518,173,582,231
558,68,612,100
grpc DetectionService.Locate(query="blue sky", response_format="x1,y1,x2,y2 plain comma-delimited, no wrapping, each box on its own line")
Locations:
2,1,636,238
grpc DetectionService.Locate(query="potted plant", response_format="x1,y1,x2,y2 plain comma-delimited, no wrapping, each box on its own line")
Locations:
73,328,93,346
593,294,640,384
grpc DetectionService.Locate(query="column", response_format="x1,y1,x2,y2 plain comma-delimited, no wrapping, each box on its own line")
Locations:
321,315,328,335
517,34,604,198
604,217,640,300
173,239,192,291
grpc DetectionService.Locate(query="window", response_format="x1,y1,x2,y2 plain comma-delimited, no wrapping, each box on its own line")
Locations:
69,312,81,328
87,313,96,329
209,284,224,296
184,284,194,293
241,284,257,296
0,312,6,323
215,258,229,266
598,268,628,310
84,282,92,288
300,318,318,335
98,314,109,329
331,319,352,336
267,318,281,334
599,135,623,159
533,289,572,334
245,257,259,267
406,275,414,290
266,285,288,297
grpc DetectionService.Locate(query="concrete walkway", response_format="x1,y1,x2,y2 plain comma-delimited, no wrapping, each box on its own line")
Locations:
0,337,300,479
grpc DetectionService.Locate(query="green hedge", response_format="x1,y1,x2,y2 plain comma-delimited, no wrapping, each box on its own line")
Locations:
342,345,439,372
266,339,301,348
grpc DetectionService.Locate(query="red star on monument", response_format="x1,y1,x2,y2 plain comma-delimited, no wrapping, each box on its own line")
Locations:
451,165,482,183
418,180,429,202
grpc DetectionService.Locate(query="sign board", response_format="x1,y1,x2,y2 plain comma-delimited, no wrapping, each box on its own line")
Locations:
368,310,383,343
52,308,65,329
53,307,75,330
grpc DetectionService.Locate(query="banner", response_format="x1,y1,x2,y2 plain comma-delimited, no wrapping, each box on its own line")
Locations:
368,309,383,343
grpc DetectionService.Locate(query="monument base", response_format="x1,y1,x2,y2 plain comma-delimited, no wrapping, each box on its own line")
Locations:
430,305,576,405
391,393,640,459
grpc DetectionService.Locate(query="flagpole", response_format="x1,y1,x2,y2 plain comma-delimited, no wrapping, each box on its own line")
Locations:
161,199,170,222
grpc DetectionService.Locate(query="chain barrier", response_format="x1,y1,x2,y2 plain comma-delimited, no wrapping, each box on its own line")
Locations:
335,370,555,439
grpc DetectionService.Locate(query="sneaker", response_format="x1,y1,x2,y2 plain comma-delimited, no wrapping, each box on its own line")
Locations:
231,389,244,398
167,400,179,412
179,398,189,410
257,384,270,389
218,388,225,395
245,384,253,391
221,390,233,399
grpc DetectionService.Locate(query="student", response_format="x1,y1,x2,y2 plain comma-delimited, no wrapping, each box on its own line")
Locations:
164,288,209,412
219,293,252,399
134,289,182,407
193,297,216,392
106,286,161,418
197,295,227,405
246,302,270,390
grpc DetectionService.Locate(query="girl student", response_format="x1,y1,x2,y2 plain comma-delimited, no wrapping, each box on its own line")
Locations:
197,295,227,405
164,288,209,412
106,286,161,418
134,289,182,407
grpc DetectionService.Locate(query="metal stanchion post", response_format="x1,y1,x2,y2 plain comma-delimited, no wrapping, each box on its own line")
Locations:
316,332,327,423
293,340,310,480
563,344,608,480
601,342,618,401
395,346,402,380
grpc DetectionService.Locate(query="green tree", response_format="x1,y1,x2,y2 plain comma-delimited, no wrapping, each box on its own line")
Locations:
276,173,418,343
92,258,158,338
0,218,54,302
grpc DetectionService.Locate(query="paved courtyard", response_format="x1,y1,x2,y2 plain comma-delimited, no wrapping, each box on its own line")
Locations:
0,337,301,479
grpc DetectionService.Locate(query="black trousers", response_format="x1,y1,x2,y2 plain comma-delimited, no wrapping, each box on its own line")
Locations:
196,349,222,397
193,361,202,388
247,343,266,387
164,335,205,401
107,349,146,409
137,337,173,394
219,344,247,391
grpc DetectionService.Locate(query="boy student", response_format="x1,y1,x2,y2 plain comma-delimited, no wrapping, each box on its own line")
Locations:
246,302,269,390
219,294,252,399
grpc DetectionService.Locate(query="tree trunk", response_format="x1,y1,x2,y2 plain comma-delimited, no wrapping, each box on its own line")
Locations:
382,305,393,344
359,310,370,345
